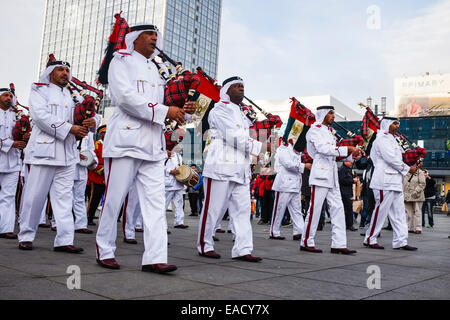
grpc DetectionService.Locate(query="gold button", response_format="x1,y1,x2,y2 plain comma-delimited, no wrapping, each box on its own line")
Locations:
148,66,152,70
65,105,68,108
67,120,70,123
43,141,47,144
127,125,131,129
6,126,8,129
152,84,156,87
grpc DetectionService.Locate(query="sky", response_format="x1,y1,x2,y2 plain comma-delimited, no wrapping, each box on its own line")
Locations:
1,0,450,114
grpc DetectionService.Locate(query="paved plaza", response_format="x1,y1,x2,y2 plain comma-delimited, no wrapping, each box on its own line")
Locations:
1,210,449,300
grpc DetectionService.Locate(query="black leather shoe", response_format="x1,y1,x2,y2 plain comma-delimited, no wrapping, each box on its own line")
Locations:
331,248,357,255
363,243,385,250
142,264,177,274
124,238,138,245
300,246,323,253
0,233,18,239
216,229,226,234
269,236,286,240
232,255,263,263
293,234,302,241
199,251,221,259
213,236,220,242
174,224,189,229
347,226,358,232
75,229,93,234
394,245,418,251
54,245,84,254
19,242,33,251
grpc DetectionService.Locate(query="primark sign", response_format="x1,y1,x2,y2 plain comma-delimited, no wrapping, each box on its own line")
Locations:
395,73,450,96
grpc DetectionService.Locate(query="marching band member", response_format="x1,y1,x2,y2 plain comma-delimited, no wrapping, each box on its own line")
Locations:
165,146,189,229
73,128,100,235
18,57,94,252
122,180,142,244
301,106,360,254
86,125,106,226
270,142,312,241
364,117,418,251
197,76,263,262
95,23,195,273
0,87,26,239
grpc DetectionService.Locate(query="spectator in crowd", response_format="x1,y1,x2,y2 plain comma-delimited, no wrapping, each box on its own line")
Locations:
258,171,276,225
422,170,437,227
187,165,202,217
252,174,264,218
404,161,426,234
338,161,358,231
301,169,311,218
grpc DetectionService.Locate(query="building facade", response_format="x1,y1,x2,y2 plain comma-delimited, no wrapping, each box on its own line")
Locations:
39,0,222,114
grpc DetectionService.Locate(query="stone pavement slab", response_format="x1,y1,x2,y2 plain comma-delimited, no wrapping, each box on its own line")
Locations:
0,211,449,300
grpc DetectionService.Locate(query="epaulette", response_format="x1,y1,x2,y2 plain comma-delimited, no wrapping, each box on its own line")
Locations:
384,132,389,135
116,50,131,57
316,125,322,128
33,83,49,86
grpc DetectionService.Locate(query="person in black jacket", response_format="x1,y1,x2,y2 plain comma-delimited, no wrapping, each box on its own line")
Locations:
338,161,357,231
422,170,437,227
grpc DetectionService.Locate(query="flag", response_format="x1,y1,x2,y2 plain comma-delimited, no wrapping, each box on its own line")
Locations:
283,98,316,153
361,108,380,155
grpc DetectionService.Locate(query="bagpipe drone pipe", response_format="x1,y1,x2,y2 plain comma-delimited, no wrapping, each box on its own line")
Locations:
359,102,426,167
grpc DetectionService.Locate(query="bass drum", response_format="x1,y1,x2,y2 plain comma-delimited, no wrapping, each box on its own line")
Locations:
175,165,200,187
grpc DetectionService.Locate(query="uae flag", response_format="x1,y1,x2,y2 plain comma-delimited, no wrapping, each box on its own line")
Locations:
283,98,316,153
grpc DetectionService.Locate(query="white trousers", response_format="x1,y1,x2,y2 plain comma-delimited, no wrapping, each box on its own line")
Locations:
73,177,88,230
122,185,142,240
197,177,253,258
271,191,304,238
364,190,409,248
215,209,235,235
0,171,19,234
301,185,347,249
18,165,76,247
165,189,185,227
40,200,48,225
96,157,168,265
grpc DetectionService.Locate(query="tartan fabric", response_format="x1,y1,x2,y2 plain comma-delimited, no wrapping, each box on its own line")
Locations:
290,98,316,125
164,71,201,108
72,77,104,99
73,96,97,126
402,147,427,166
12,113,32,141
113,16,129,51
337,135,364,147
164,128,185,151
242,104,282,141
361,108,380,138
302,152,314,164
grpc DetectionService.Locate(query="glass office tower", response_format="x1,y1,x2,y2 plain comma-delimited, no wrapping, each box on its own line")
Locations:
38,0,222,111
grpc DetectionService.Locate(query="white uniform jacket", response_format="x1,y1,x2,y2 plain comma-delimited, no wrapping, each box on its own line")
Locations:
24,83,80,167
164,152,184,191
272,144,305,193
202,100,262,185
307,124,349,189
103,50,170,162
0,108,21,172
370,132,410,192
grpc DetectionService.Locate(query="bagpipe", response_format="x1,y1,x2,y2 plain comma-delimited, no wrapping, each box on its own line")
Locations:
358,103,426,166
66,77,104,128
285,98,363,163
9,83,32,143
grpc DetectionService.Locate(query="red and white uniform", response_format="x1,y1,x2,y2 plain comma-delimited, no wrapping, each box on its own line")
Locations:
0,106,21,234
301,123,350,249
364,120,410,248
271,143,305,238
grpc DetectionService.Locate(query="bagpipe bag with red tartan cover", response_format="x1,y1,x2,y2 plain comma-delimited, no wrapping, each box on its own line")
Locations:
9,83,32,142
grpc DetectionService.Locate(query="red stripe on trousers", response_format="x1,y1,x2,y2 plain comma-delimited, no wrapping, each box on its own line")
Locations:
122,194,129,238
199,178,212,254
271,192,280,237
96,159,113,260
303,186,316,248
368,190,383,245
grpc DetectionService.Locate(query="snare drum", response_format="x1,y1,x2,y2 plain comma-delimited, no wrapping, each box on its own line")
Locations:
175,165,200,187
